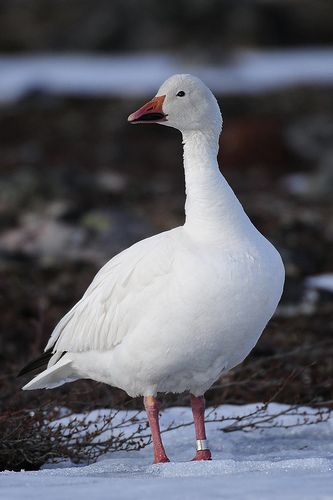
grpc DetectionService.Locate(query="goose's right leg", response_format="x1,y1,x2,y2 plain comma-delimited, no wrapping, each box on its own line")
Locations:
144,396,170,464
191,394,212,461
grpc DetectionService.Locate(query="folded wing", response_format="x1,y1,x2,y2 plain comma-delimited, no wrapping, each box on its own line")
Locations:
45,229,178,355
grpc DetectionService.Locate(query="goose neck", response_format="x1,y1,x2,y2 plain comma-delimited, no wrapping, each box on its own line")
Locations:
182,130,219,167
182,130,247,237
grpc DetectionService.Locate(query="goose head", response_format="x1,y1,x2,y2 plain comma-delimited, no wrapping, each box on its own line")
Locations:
128,74,222,135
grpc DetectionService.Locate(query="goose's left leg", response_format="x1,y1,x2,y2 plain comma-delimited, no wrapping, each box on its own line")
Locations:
191,394,212,461
144,396,170,464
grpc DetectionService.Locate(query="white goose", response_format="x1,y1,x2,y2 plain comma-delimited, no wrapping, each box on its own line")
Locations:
20,74,285,463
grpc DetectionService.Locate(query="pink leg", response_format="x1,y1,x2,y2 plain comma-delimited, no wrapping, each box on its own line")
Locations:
144,396,170,464
191,394,212,461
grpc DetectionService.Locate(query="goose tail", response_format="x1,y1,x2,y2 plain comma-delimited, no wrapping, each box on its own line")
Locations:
22,355,76,390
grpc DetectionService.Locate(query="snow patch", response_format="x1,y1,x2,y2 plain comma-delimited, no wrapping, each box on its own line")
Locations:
0,48,333,103
305,273,333,293
1,403,333,499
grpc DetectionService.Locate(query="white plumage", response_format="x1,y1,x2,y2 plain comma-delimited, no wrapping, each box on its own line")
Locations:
23,74,285,401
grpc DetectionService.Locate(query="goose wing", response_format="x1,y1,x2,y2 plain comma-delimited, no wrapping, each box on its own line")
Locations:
46,229,179,354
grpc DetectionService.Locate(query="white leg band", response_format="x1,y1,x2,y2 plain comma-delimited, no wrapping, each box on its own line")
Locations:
196,439,209,451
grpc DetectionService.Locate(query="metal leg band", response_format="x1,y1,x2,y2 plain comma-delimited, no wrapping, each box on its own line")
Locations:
196,439,209,451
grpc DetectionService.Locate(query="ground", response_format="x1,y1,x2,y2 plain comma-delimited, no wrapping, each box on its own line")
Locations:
1,404,333,500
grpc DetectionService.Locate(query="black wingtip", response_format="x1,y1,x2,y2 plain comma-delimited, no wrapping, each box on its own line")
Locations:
17,348,54,377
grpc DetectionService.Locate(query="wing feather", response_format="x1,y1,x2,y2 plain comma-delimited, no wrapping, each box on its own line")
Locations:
45,229,179,353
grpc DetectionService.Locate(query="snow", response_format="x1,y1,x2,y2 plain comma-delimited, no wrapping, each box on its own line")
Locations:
1,403,333,499
281,173,311,196
0,48,333,103
305,273,333,293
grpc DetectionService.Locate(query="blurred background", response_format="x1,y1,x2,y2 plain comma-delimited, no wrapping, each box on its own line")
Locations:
1,0,333,412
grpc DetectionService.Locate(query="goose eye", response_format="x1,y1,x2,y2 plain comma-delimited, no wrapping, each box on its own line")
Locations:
176,91,185,97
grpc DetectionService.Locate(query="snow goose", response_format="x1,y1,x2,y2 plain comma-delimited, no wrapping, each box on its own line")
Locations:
19,74,285,463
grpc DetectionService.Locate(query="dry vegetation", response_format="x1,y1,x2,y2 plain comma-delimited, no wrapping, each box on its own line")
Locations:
0,404,149,471
2,393,331,472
